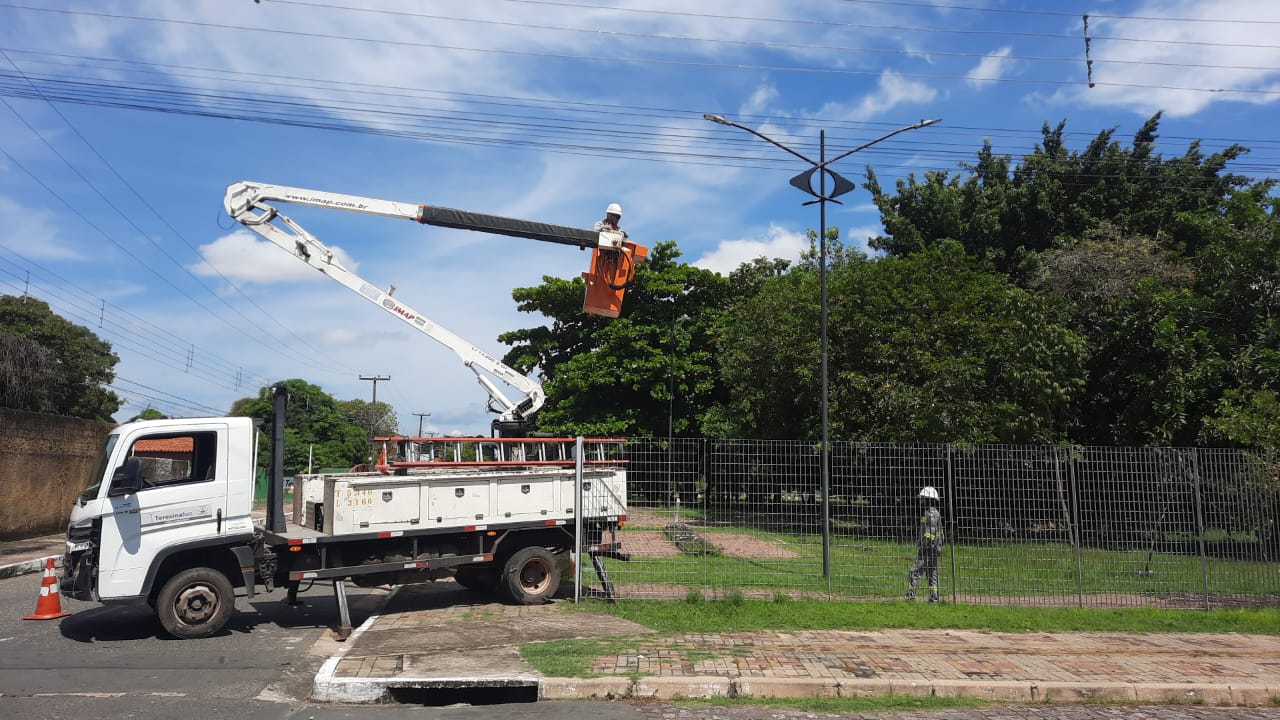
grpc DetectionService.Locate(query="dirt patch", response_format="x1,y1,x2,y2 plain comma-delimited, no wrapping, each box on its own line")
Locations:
621,530,680,558
708,532,800,559
620,528,800,559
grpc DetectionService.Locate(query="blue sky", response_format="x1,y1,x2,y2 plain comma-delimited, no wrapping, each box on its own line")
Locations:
1,1,1277,436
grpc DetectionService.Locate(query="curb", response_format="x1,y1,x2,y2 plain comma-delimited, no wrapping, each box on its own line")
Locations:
314,668,1280,707
0,555,61,581
536,677,1280,706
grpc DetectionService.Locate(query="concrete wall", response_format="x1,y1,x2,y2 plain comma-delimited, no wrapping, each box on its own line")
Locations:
0,408,113,541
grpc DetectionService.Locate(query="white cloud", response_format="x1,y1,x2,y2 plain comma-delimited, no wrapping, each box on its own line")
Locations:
823,70,939,122
0,197,83,261
966,46,1013,88
188,230,360,285
740,84,780,116
1063,0,1280,117
836,224,885,254
692,224,808,275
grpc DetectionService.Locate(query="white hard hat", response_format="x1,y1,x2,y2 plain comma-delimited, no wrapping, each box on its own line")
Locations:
605,202,622,218
918,486,940,500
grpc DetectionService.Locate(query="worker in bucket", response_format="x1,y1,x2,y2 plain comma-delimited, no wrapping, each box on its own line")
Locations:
907,485,944,602
594,202,628,238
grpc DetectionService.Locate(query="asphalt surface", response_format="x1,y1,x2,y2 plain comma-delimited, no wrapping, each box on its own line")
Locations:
6,533,1280,717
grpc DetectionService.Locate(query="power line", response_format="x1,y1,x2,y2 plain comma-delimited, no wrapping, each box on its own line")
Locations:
0,141,351,381
493,0,1280,49
0,50,359,380
834,0,1280,25
0,265,266,395
259,0,1280,72
6,46,1280,155
4,4,1278,92
1,67,1273,182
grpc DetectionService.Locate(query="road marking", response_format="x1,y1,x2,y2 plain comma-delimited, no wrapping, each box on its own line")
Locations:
30,692,187,698
34,692,128,698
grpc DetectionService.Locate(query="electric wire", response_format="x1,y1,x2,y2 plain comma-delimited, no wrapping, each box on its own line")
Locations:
6,47,1280,156
0,262,270,395
4,4,1278,93
257,1,1280,73
494,0,1280,49
832,0,1280,24
0,49,358,376
0,141,350,380
0,251,276,393
2,68,1272,183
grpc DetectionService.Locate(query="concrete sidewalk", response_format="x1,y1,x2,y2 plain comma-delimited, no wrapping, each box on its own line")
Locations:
0,534,65,579
312,582,1280,706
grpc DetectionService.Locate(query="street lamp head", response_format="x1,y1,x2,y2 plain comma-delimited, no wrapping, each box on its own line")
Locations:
920,118,942,127
703,113,731,125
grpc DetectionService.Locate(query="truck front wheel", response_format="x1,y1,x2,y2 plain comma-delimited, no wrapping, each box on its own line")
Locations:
155,567,235,639
500,546,560,605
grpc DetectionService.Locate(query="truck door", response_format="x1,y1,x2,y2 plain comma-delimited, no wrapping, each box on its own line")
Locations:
96,425,230,600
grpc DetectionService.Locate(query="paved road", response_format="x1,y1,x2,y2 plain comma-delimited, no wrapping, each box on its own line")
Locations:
4,573,1279,720
0,570,383,717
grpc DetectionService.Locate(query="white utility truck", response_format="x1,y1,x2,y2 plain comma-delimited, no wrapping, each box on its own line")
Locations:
60,185,644,639
62,387,628,639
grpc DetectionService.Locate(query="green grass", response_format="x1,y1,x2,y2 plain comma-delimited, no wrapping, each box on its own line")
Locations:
662,695,987,713
519,636,648,678
604,524,1279,596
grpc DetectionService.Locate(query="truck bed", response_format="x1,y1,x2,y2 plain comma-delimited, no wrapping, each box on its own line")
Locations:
286,465,627,537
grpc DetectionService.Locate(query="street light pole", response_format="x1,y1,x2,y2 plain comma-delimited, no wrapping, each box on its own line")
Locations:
704,114,940,581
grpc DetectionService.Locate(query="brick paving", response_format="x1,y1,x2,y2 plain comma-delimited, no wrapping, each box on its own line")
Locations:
588,629,1280,687
323,583,1280,706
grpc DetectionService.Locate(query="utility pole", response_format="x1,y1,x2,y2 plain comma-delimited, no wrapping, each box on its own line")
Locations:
413,412,431,438
358,374,390,461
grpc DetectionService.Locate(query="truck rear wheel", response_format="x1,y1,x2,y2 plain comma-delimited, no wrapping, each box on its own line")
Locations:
500,546,560,605
453,566,498,593
155,567,235,639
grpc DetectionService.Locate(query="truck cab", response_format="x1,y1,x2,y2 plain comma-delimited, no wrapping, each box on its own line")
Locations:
63,417,257,605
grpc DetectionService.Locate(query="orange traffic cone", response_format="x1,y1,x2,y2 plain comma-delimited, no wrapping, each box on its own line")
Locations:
23,558,72,621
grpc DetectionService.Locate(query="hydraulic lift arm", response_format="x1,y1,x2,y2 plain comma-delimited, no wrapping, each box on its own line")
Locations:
223,181,646,434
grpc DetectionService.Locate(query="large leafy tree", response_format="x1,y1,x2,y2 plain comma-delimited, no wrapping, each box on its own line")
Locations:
500,241,734,436
862,114,1277,449
865,113,1255,278
231,379,373,474
0,295,120,421
713,239,1086,443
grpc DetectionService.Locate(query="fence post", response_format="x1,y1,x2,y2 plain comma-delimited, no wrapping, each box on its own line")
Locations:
1069,446,1084,608
1190,448,1210,611
701,438,710,593
945,444,958,605
574,435,584,604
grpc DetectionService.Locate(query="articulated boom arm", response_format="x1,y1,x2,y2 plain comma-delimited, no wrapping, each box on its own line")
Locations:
224,181,635,428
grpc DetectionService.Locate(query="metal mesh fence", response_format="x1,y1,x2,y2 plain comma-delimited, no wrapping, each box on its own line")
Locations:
597,439,1280,609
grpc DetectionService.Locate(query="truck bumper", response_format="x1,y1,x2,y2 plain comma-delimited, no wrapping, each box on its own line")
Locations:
61,552,97,602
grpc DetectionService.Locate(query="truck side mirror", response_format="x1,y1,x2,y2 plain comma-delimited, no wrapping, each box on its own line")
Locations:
108,457,144,497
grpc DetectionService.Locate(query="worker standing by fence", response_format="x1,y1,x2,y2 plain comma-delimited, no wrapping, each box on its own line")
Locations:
907,485,944,603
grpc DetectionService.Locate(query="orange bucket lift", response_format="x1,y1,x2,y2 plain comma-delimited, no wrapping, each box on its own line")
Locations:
582,241,648,318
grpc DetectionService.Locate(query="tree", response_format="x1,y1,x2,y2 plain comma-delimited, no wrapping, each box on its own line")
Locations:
713,240,1086,443
337,398,399,438
0,295,120,421
128,407,167,422
865,113,1256,279
230,380,371,474
500,241,736,436
0,331,57,412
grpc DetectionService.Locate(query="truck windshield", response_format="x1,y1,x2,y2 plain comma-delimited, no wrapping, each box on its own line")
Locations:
79,433,119,504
